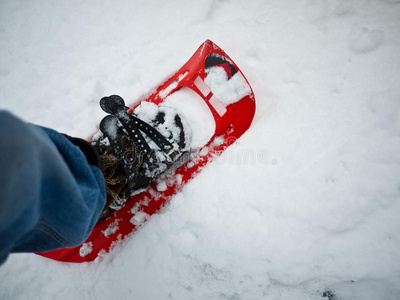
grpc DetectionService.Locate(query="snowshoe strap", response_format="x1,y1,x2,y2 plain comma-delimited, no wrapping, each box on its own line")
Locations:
127,115,174,158
99,115,140,181
100,95,175,164
205,54,237,79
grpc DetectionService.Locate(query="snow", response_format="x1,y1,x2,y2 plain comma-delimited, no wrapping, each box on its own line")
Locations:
79,242,93,258
102,220,120,237
156,181,168,192
205,66,252,106
130,212,150,227
1,0,400,299
163,87,216,149
348,27,385,54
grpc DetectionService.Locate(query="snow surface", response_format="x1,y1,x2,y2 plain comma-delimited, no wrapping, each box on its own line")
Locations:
1,0,400,299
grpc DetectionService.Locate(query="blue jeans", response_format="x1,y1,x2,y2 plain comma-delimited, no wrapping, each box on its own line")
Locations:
0,111,106,265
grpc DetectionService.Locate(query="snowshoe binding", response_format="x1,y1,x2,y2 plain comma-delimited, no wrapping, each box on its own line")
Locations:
94,95,191,215
37,40,255,263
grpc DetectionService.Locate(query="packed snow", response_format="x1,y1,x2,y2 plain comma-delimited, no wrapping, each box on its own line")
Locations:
205,66,252,106
1,0,400,299
163,87,216,149
79,242,94,258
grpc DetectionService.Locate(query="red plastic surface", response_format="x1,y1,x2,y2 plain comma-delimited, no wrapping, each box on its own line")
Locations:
37,40,256,263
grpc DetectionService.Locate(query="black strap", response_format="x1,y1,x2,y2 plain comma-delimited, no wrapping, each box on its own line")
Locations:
100,95,175,164
99,115,140,181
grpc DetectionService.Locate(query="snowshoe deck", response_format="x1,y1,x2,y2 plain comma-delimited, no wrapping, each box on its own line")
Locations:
37,40,256,263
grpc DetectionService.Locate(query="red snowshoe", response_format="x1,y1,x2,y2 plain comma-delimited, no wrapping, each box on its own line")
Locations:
37,40,256,263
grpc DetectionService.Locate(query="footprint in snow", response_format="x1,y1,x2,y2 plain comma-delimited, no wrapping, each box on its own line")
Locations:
347,27,384,54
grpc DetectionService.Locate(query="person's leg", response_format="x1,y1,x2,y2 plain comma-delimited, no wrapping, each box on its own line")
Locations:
0,111,106,265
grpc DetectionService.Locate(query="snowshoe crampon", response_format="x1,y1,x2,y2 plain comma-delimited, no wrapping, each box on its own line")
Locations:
37,40,256,263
